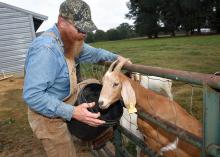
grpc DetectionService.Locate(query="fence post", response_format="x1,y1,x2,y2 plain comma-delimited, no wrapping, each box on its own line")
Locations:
203,85,220,157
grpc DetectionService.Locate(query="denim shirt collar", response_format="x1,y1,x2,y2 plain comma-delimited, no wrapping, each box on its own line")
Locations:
50,24,64,48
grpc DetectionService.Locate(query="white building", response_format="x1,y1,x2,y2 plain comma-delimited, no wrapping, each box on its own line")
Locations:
0,2,47,75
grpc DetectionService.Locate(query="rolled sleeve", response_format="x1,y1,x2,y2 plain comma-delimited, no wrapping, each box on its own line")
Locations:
78,43,118,63
55,102,74,121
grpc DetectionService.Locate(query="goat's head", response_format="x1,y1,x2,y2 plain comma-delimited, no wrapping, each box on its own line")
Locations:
98,60,137,113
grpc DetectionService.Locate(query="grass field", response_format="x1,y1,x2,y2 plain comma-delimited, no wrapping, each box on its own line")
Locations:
1,35,220,157
92,35,220,74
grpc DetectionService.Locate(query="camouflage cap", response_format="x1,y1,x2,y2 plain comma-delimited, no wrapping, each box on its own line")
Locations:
59,0,97,33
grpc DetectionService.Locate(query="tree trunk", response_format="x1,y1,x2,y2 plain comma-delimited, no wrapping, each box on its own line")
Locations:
171,30,176,37
190,29,194,35
185,30,190,36
197,27,201,35
216,0,220,33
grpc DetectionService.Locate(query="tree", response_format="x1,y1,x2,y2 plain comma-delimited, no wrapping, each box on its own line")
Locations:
116,23,135,39
85,32,95,43
126,0,219,37
178,0,202,35
210,0,220,33
126,0,160,38
216,0,220,33
106,29,120,40
94,30,106,41
159,0,181,36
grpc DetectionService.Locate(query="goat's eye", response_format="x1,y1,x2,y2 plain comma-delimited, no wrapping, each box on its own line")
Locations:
113,83,119,87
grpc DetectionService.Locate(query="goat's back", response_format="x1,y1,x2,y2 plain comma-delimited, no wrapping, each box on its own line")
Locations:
130,80,201,156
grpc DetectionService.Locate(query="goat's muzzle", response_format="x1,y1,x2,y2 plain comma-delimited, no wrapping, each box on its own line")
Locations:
98,100,104,108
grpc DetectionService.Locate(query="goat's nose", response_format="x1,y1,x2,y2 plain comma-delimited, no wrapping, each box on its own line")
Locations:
98,101,104,108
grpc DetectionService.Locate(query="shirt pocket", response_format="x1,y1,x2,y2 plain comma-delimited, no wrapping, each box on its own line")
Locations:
56,64,70,84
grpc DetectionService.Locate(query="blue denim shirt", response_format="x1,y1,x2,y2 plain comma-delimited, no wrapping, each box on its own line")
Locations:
23,24,118,121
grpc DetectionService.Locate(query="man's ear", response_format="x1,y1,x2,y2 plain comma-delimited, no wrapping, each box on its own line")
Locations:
58,16,65,28
121,80,136,112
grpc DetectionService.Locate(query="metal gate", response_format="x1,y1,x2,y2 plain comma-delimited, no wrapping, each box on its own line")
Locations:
79,62,220,157
110,63,220,157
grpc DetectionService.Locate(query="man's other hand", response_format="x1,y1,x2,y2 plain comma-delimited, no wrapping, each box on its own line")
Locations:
72,102,105,127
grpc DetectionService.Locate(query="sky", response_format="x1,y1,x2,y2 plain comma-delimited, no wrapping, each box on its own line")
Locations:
0,0,133,32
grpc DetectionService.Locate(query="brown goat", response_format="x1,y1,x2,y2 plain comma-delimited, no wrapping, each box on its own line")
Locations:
98,60,202,157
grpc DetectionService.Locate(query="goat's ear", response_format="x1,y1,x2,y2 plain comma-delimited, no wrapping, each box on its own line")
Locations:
121,80,137,113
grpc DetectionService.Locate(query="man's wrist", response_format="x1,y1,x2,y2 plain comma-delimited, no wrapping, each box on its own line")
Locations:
55,102,75,121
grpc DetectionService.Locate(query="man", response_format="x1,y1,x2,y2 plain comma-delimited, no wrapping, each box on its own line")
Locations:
23,0,128,156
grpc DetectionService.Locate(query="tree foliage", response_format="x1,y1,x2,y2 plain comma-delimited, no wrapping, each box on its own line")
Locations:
85,23,137,43
94,30,107,41
126,0,220,36
86,0,219,42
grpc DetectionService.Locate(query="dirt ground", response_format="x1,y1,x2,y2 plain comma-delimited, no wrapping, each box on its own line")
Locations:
0,77,47,157
0,77,115,157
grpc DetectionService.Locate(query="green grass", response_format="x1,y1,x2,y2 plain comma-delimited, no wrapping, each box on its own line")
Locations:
90,35,220,74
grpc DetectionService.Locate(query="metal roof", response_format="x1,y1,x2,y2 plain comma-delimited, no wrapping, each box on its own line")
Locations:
0,2,48,31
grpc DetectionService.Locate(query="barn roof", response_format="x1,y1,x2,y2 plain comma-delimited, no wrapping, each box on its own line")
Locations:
0,2,48,31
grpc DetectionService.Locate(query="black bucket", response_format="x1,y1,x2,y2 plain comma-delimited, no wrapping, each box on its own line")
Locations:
67,83,123,141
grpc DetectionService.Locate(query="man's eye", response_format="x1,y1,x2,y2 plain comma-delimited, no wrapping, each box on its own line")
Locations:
113,83,119,87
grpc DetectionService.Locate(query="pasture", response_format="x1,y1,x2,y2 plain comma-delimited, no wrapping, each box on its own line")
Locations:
0,35,220,157
92,35,220,73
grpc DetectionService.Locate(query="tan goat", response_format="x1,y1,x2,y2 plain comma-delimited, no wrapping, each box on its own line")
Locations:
98,60,202,157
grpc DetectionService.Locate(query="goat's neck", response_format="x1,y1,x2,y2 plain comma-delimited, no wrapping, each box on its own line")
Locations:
122,75,202,139
128,78,150,109
120,73,157,112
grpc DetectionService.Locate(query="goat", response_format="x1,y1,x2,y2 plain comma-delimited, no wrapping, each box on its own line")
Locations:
99,60,202,157
131,72,173,100
121,72,173,157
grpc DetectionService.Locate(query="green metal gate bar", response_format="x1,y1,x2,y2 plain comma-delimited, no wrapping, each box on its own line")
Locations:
203,85,220,157
114,128,133,157
138,111,202,148
115,125,158,157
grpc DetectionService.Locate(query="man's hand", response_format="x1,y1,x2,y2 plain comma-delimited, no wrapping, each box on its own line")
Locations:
117,56,132,64
72,102,105,127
